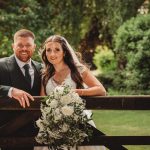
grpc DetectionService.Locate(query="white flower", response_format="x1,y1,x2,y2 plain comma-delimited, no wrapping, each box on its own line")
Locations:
54,115,62,122
46,98,51,105
47,130,62,139
54,109,62,122
41,106,51,119
70,93,82,103
36,119,44,131
74,97,83,104
55,108,60,115
61,106,74,116
61,123,69,132
79,132,88,138
60,94,72,105
49,100,58,108
54,86,64,95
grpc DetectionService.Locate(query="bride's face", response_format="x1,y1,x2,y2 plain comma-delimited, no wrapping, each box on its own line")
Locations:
45,42,64,65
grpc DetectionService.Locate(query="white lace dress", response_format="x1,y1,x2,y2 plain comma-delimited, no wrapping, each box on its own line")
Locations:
34,74,106,150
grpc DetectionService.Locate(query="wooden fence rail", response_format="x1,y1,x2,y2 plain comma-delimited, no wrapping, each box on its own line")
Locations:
0,96,150,149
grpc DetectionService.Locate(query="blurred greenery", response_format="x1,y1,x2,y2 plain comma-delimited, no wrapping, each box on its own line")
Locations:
93,45,117,74
114,14,150,94
94,13,150,95
0,0,144,63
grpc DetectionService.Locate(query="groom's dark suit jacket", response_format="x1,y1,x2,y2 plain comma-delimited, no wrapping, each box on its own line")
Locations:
0,55,41,96
0,55,42,150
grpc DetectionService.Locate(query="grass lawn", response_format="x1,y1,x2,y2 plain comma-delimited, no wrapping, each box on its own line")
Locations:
92,110,150,150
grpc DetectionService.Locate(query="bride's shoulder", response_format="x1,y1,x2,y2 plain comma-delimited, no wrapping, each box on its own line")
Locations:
77,65,87,73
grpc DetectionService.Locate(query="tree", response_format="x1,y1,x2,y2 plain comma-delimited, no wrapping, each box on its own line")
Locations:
79,0,144,66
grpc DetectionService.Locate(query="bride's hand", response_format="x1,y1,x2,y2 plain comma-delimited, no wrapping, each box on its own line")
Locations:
74,89,84,96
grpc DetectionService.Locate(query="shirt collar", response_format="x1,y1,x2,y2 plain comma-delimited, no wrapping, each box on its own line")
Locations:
14,55,32,68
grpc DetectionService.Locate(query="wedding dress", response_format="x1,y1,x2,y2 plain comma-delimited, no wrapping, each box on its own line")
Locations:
34,73,106,150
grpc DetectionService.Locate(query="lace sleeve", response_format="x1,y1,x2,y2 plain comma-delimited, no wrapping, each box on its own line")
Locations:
77,65,86,74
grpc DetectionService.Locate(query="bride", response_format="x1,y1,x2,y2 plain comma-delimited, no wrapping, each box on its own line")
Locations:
34,35,106,150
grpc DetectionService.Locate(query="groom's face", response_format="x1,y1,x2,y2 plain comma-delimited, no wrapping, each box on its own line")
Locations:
12,36,36,62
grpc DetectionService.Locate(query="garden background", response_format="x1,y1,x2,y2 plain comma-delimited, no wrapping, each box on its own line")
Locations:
0,0,150,149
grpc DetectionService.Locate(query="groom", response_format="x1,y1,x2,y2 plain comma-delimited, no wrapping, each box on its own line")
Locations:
0,29,42,150
0,29,41,107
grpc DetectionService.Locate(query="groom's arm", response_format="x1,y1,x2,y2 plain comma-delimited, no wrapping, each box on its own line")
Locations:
0,85,11,97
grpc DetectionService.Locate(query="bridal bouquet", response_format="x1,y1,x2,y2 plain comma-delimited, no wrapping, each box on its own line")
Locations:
35,85,92,149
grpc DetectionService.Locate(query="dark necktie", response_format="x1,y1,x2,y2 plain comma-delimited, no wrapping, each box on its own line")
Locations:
23,64,31,86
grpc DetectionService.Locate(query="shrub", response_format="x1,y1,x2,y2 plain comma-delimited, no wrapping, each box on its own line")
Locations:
93,45,117,74
0,33,12,58
114,14,150,93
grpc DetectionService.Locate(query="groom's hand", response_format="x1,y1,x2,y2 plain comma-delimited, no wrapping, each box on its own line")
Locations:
11,88,34,108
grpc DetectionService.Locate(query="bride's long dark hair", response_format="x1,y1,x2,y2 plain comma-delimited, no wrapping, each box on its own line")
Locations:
41,35,84,90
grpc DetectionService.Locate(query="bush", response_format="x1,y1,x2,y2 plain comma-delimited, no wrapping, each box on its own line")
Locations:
114,14,150,94
96,73,114,91
0,33,12,58
93,45,117,74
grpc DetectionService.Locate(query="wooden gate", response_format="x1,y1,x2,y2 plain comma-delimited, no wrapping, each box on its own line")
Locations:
0,96,150,149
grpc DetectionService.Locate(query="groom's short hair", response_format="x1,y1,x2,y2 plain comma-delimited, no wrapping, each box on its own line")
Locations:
14,29,35,42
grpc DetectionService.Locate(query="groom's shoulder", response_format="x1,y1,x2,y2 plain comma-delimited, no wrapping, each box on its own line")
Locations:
0,56,10,64
32,59,42,69
0,55,15,63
